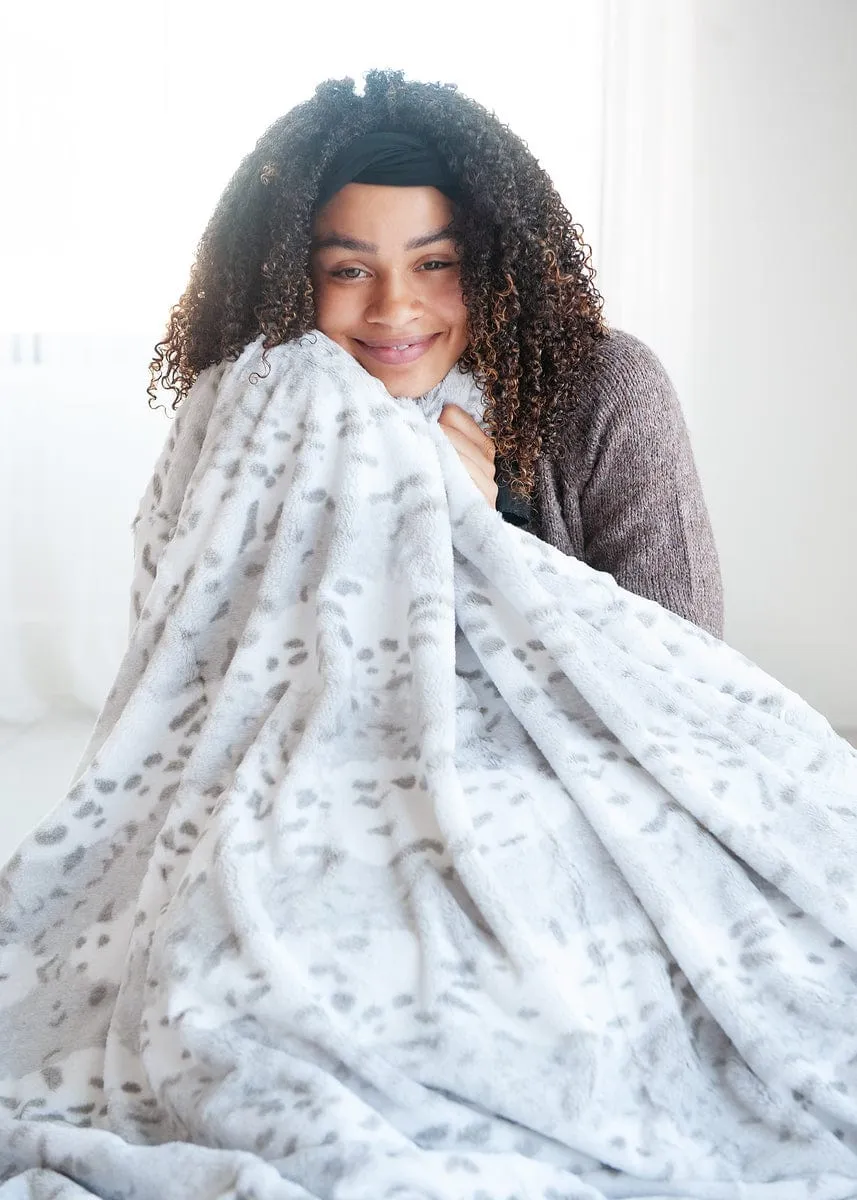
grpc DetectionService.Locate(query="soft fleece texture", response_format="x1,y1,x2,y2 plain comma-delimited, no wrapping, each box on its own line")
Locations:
1,332,857,1200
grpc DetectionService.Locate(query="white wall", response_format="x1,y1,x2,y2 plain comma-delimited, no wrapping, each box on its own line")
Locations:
691,0,857,731
0,337,165,719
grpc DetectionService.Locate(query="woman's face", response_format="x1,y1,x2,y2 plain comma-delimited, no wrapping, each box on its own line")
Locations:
310,183,469,397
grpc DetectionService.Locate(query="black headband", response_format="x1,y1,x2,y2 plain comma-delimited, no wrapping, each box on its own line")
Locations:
314,130,461,211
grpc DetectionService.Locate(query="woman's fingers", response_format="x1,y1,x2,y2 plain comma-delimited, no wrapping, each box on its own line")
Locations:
438,405,495,461
437,417,498,505
442,425,491,478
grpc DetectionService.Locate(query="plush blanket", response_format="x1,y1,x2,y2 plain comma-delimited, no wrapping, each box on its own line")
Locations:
2,331,857,1200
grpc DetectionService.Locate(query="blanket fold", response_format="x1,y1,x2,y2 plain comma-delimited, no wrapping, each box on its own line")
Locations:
2,331,857,1200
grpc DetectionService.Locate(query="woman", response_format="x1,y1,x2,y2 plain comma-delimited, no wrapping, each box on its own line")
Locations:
150,68,723,637
6,73,857,1200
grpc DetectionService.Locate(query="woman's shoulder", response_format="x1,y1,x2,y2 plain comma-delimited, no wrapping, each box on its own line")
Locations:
557,328,686,471
578,328,678,414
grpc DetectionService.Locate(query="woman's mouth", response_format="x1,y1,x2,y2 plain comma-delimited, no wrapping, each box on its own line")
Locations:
355,333,441,365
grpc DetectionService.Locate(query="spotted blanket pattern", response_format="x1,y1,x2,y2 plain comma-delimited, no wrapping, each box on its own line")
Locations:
2,332,857,1199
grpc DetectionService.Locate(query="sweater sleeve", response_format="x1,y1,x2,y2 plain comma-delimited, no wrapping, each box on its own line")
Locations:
570,333,724,638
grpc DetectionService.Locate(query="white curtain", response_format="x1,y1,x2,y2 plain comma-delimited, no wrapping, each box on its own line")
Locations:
597,0,695,415
0,0,694,722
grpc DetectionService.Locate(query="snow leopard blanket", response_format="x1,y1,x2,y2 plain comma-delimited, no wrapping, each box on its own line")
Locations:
2,331,857,1200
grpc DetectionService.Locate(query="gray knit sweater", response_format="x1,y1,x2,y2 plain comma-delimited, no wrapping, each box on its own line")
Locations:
525,330,724,638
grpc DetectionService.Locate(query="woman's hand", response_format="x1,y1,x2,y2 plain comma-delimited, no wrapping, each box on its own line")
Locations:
437,405,498,508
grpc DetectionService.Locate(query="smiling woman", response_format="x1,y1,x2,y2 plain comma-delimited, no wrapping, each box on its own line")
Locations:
148,67,722,635
308,180,502,504
309,183,469,397
11,61,857,1200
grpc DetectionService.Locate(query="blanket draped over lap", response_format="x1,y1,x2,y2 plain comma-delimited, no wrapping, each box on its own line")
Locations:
2,331,857,1200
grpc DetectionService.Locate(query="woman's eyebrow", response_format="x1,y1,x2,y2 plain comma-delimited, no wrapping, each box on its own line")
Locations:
311,223,456,254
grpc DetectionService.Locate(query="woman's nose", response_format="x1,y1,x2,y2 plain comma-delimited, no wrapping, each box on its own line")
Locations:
365,271,422,324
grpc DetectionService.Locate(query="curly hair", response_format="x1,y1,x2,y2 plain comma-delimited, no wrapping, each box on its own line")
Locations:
148,68,607,498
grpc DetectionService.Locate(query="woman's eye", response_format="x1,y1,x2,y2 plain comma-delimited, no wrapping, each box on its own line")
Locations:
330,260,457,280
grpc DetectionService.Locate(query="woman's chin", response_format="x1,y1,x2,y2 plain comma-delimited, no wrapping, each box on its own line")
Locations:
357,357,453,399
